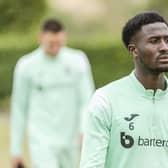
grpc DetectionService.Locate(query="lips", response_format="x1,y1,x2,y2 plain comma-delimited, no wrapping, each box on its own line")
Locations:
158,55,168,63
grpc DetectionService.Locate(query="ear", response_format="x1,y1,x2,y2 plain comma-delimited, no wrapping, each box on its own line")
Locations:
128,44,138,58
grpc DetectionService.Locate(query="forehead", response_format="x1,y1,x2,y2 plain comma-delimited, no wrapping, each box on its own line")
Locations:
42,31,65,38
138,22,168,39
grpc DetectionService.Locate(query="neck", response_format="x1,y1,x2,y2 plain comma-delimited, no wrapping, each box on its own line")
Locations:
135,68,166,91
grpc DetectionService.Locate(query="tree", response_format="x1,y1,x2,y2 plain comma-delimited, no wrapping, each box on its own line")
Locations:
0,0,47,32
148,0,168,18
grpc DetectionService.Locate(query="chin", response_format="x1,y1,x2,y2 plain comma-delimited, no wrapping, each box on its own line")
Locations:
50,53,57,57
153,67,168,73
48,52,58,56
46,49,59,56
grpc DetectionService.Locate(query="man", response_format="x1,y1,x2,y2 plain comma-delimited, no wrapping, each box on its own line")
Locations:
80,12,168,168
11,19,95,168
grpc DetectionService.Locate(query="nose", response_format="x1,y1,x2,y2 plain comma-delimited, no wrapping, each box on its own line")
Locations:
159,40,168,53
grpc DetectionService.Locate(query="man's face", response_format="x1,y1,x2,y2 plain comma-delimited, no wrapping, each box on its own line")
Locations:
39,31,66,57
130,22,168,73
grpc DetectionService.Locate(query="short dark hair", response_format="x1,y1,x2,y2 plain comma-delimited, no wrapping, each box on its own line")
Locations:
42,19,64,32
122,12,168,48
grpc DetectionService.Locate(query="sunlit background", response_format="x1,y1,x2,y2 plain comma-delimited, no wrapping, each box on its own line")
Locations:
0,0,167,167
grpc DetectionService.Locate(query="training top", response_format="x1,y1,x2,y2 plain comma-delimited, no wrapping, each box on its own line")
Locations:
11,47,95,156
80,71,168,168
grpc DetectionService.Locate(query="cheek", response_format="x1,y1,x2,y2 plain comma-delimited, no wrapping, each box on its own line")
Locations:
50,43,62,52
138,45,158,62
41,38,50,48
43,42,57,50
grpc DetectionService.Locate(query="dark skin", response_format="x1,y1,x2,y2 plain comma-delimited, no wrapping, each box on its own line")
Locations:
128,22,168,91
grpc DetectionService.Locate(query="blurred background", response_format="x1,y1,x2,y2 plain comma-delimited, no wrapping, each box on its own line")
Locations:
0,0,167,167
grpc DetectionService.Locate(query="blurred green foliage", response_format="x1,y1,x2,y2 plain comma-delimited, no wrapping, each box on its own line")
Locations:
0,0,46,32
83,45,133,87
0,44,133,98
148,0,168,18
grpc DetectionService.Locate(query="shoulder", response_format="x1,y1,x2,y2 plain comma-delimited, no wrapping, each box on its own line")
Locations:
62,47,87,57
61,47,90,71
88,76,131,118
15,48,39,73
97,75,131,100
16,48,38,65
88,89,111,117
87,89,112,128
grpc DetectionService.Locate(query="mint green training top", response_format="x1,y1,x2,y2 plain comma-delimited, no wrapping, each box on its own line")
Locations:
11,47,95,156
80,71,168,168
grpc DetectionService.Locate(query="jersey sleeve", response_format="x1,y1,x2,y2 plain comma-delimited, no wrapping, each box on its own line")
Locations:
80,90,112,168
77,51,95,133
10,58,30,156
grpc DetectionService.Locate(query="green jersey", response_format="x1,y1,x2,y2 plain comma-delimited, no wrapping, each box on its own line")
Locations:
11,47,95,156
80,71,168,168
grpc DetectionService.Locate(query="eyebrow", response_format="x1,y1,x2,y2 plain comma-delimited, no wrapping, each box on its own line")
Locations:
148,35,168,39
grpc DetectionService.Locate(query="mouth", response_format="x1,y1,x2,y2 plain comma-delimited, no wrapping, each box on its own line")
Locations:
158,54,168,63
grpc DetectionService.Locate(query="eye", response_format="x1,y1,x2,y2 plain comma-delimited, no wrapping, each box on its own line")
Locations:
149,38,158,44
165,37,168,43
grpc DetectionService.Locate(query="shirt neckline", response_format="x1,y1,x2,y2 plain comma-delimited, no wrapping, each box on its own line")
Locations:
129,71,168,99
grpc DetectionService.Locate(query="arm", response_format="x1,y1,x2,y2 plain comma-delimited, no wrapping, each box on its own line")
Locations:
10,59,30,165
78,52,95,134
80,90,112,168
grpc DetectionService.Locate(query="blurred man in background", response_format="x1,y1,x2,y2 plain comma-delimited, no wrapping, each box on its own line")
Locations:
80,12,168,168
10,19,95,168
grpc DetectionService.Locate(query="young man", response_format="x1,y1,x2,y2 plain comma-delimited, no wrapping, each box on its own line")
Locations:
11,19,95,168
80,12,168,168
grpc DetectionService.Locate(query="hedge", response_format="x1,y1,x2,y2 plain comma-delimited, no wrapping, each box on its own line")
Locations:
0,0,46,32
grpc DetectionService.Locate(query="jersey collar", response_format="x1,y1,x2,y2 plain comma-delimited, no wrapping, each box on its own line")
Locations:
129,71,168,100
38,46,64,62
